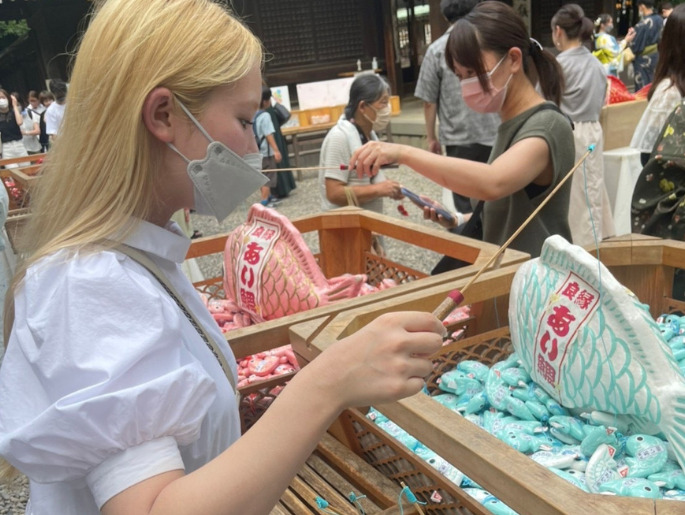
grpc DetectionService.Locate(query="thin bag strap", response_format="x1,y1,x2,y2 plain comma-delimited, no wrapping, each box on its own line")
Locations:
114,243,237,392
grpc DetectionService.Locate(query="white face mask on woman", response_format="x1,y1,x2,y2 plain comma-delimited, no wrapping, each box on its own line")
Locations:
460,54,513,114
0,99,8,110
167,100,268,223
363,104,392,132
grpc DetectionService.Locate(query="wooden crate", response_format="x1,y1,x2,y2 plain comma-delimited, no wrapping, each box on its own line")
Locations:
599,100,647,151
187,207,528,429
274,432,421,515
290,235,685,515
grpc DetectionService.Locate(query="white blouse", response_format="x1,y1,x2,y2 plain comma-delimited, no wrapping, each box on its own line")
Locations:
630,79,683,154
0,220,241,514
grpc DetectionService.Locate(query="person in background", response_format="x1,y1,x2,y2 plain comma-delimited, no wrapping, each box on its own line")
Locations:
350,1,574,259
19,93,41,155
629,0,664,91
263,85,296,199
631,3,685,165
37,90,54,152
661,2,674,21
593,13,636,76
414,0,499,220
44,79,67,142
553,4,615,247
254,85,282,208
0,90,28,167
0,3,444,513
319,73,403,215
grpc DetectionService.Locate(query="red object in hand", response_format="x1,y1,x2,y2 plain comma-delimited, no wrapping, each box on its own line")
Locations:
397,204,409,217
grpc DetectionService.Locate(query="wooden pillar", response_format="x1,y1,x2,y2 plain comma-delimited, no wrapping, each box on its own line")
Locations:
428,0,449,42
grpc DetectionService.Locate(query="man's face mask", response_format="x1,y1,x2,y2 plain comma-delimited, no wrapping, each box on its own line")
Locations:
167,100,268,223
460,54,513,114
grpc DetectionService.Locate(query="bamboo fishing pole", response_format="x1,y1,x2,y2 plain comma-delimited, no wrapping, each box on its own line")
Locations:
431,145,595,358
261,164,400,173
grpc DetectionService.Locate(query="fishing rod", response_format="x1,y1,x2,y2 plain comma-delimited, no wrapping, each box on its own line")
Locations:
431,145,596,359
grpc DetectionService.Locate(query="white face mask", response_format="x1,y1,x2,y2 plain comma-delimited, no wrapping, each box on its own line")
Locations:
167,101,268,223
0,99,8,110
364,104,392,132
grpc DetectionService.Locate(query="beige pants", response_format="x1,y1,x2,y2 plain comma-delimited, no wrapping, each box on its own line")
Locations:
567,121,615,248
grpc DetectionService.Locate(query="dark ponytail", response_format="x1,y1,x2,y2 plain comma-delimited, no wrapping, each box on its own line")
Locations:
528,41,564,106
551,3,594,43
446,1,564,106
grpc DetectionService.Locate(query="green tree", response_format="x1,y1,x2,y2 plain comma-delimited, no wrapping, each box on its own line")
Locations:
0,20,30,43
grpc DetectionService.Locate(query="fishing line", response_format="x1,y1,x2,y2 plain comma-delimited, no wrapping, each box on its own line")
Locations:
581,146,610,368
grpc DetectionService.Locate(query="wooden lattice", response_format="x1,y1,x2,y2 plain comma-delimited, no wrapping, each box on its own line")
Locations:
343,410,485,515
338,329,521,515
364,252,426,286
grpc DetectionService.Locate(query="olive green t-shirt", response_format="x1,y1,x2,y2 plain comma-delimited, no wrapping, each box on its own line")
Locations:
483,102,574,257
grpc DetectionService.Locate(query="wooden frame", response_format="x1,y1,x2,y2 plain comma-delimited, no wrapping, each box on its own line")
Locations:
187,207,529,366
290,235,685,514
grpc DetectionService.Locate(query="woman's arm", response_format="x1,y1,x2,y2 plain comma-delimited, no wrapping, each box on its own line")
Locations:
102,311,444,515
325,177,402,206
22,120,40,137
10,95,23,126
350,137,553,202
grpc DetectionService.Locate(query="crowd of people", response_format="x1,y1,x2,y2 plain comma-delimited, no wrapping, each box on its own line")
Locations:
0,80,67,163
0,0,683,513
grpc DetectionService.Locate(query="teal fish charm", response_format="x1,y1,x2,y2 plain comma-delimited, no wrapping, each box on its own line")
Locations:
509,235,685,472
585,444,623,493
598,477,662,498
624,434,668,478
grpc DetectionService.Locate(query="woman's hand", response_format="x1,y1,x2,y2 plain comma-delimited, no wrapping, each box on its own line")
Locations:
376,179,404,200
349,141,403,179
422,202,462,230
305,311,445,411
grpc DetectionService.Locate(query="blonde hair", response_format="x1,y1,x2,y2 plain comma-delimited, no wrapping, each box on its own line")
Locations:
1,0,262,480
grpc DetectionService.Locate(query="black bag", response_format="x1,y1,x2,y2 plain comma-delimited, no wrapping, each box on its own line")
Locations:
273,102,291,124
631,100,685,240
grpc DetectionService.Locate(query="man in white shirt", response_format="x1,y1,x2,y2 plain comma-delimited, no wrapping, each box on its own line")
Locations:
45,79,67,141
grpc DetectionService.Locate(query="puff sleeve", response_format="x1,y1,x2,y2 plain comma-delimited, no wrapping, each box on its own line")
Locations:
0,250,218,489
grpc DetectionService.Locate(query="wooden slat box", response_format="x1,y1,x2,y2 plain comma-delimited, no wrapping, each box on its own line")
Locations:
186,207,528,430
274,432,421,515
290,235,685,514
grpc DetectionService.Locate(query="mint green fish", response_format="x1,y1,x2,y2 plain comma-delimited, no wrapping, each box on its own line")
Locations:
598,477,662,498
625,434,668,478
510,236,685,472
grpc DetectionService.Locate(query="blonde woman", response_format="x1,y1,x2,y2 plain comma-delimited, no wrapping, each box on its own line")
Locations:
0,1,444,513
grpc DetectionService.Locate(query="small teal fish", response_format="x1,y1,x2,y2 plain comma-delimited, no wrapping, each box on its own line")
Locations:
624,434,668,478
464,391,489,415
500,367,531,388
495,428,550,453
524,399,550,421
414,446,465,486
648,467,685,490
461,488,519,515
530,448,579,469
504,396,536,421
457,360,490,382
585,444,622,493
485,368,512,411
510,236,685,472
439,369,483,396
548,467,590,492
598,477,662,499
549,416,587,442
663,488,685,500
580,425,618,458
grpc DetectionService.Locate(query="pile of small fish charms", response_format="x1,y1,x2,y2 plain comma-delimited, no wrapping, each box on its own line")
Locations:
366,236,685,514
369,341,684,514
